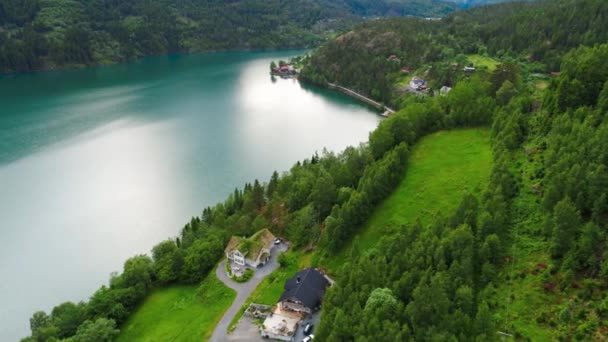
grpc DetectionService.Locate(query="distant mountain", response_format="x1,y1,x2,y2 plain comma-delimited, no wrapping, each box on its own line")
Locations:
445,0,516,8
329,0,456,17
0,0,457,74
301,0,608,104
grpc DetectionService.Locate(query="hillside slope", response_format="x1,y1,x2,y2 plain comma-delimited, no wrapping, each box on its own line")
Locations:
0,0,457,73
303,1,608,338
322,128,492,272
301,0,608,105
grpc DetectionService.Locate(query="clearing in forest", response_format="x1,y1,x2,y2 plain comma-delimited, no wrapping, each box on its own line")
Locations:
467,54,500,72
116,272,235,342
324,128,492,272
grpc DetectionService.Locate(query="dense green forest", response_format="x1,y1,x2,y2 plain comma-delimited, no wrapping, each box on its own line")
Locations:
301,0,608,106
300,0,608,340
331,0,455,17
20,0,608,341
0,0,457,73
313,43,608,342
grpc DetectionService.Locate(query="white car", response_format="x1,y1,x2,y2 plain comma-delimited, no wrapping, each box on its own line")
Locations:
274,238,281,245
302,335,314,342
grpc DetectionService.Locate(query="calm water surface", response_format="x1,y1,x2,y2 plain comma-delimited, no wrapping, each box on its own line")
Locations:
0,51,379,340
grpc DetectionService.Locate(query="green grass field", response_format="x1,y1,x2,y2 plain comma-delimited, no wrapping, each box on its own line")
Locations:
397,73,414,86
467,54,500,72
323,128,492,272
117,271,235,342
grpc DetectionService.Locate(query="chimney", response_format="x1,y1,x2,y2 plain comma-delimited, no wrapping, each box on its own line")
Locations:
296,276,301,284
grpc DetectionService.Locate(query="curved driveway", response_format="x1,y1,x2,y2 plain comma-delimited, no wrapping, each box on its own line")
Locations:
209,243,288,342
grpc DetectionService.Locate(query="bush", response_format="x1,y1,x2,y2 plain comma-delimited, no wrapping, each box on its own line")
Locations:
234,269,254,283
278,253,297,268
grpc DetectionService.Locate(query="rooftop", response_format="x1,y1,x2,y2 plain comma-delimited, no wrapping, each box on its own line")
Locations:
262,306,301,338
224,228,276,257
279,268,329,310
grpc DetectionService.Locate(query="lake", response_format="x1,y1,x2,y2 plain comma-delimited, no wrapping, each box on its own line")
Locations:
0,51,380,340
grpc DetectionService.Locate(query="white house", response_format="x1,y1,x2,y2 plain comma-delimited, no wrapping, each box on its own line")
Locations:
224,228,276,268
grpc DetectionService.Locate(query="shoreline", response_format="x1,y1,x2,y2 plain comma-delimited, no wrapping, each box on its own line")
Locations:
326,82,396,117
1,47,314,77
293,74,392,117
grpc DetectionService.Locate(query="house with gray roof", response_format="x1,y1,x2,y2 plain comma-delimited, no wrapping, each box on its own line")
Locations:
278,268,330,315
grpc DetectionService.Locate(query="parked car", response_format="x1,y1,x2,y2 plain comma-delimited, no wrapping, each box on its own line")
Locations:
274,238,281,245
303,323,314,335
302,335,314,342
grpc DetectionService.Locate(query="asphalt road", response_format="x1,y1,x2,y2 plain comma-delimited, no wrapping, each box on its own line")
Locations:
209,242,288,342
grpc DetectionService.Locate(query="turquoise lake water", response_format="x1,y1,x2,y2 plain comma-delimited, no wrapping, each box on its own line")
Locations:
0,51,380,340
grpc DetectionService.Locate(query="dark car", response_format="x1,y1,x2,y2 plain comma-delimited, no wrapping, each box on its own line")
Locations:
303,323,314,336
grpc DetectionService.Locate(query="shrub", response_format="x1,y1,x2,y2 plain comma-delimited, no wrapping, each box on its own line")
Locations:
234,269,254,283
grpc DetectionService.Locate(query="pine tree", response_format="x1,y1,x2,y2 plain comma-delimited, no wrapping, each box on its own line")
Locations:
267,171,279,199
550,197,581,258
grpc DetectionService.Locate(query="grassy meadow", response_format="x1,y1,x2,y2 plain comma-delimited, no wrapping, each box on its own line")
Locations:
467,54,500,72
117,272,235,342
322,128,493,272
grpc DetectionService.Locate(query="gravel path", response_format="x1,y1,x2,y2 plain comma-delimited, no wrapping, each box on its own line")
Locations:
209,243,287,342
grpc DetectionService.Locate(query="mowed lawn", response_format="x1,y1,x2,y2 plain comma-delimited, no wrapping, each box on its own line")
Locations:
117,272,236,342
324,128,492,271
467,54,500,72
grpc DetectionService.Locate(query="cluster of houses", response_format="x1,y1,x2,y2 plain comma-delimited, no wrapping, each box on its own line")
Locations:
224,228,331,341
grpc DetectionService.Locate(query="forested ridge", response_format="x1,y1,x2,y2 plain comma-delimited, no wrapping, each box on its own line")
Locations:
19,0,608,341
313,44,608,341
301,0,608,106
300,0,608,339
0,0,457,74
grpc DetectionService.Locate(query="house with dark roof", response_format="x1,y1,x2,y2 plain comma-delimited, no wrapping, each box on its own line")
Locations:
278,268,330,315
224,228,276,268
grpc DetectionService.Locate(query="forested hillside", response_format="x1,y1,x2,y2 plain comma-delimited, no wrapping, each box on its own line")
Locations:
0,0,457,73
19,0,608,340
297,0,608,340
313,43,608,342
301,0,608,106
333,0,455,17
